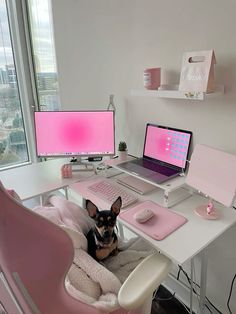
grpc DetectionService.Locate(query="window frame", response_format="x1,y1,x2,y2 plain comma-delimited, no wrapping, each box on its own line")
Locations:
0,0,60,171
4,0,38,166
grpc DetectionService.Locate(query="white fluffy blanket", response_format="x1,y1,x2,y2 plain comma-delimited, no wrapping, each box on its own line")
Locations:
34,195,154,312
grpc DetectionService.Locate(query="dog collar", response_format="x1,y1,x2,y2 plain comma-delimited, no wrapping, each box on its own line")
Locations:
94,228,113,248
95,236,113,248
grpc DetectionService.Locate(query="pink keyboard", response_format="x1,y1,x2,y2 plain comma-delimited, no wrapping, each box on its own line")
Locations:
87,180,138,208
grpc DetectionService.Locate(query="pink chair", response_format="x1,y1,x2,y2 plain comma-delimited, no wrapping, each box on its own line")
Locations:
0,181,171,314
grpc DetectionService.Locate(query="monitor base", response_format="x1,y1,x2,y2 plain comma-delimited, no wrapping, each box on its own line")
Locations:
69,157,94,171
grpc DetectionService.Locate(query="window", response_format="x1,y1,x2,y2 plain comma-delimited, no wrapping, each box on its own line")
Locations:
0,0,29,168
26,0,60,111
0,0,60,170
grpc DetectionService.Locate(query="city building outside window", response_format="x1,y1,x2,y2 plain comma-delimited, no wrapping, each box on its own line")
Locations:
0,0,29,168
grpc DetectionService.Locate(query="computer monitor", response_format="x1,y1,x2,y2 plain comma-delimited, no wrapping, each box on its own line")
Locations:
34,111,115,159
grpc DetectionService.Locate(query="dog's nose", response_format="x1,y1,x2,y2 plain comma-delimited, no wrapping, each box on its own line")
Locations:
103,230,110,238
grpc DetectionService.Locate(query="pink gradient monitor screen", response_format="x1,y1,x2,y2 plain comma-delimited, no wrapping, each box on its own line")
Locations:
144,124,192,169
34,111,115,157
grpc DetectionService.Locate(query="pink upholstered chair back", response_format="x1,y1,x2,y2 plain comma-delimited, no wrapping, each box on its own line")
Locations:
0,182,99,314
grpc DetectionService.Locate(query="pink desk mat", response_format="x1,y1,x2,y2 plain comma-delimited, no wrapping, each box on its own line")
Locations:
120,200,187,240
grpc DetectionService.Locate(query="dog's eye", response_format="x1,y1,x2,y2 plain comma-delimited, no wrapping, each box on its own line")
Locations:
108,221,115,227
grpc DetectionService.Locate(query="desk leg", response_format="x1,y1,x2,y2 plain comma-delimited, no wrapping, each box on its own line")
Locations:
39,195,43,206
118,221,124,240
199,250,207,314
63,187,68,200
81,198,86,208
190,259,194,314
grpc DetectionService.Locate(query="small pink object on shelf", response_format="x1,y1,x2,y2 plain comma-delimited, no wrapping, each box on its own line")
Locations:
143,67,161,90
179,50,216,93
61,164,72,178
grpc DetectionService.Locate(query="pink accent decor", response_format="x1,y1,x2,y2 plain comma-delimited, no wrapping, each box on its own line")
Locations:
194,204,219,220
143,68,161,90
179,50,216,93
0,181,141,314
206,201,214,215
61,164,72,178
120,200,187,240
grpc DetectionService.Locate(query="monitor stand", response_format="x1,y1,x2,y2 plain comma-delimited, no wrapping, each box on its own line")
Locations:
69,157,94,171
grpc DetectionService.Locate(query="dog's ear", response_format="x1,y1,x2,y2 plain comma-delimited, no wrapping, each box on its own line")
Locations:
111,196,122,216
86,199,99,219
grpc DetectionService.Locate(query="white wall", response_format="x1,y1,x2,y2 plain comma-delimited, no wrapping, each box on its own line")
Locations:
52,0,236,312
51,0,135,144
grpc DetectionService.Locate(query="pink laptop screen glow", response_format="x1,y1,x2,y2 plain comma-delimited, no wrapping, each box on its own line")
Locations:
144,125,191,168
34,111,115,157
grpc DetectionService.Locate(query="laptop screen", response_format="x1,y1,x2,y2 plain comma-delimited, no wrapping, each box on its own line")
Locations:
143,124,192,169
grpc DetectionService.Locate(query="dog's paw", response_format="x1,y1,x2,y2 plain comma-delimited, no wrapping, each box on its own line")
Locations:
111,239,118,249
110,239,119,256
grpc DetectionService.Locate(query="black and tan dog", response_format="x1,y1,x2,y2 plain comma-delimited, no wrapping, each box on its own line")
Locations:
86,196,122,261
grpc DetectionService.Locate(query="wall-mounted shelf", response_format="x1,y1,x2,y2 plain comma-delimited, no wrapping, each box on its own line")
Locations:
131,84,224,100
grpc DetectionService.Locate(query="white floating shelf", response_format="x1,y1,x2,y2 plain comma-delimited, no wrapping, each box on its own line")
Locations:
131,85,224,100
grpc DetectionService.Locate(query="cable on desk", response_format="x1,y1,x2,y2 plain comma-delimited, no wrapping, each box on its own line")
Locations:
177,265,223,314
152,288,191,314
152,287,176,301
175,297,191,314
178,266,215,313
177,265,204,313
227,273,236,314
127,153,138,159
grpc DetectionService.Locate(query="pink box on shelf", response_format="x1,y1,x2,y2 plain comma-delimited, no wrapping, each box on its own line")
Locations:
143,67,161,90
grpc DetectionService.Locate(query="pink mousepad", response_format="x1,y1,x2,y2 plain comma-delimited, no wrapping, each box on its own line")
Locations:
120,200,187,240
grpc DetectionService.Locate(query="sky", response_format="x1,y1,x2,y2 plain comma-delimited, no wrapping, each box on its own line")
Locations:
0,1,13,68
0,0,56,73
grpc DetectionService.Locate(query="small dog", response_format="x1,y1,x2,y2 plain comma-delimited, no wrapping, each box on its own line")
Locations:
86,196,122,261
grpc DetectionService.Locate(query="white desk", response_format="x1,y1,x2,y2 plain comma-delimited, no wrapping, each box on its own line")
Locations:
0,158,94,201
1,160,236,314
105,157,190,207
70,174,236,265
70,172,236,314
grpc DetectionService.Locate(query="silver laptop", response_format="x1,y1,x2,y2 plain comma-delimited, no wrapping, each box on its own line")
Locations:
118,123,192,184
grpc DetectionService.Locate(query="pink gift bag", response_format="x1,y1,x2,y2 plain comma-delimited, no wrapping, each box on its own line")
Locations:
179,50,216,93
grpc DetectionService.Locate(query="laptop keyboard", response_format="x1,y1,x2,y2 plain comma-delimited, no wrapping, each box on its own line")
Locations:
87,180,138,208
142,160,179,176
124,159,179,177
